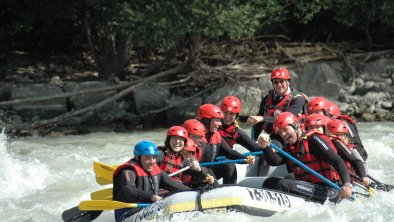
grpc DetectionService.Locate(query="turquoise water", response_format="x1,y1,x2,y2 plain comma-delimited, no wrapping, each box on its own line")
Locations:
0,122,393,222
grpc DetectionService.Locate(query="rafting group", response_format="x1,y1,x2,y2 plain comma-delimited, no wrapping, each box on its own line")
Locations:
63,66,393,222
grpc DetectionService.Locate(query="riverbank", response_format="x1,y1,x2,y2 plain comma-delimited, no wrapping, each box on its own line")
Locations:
1,44,393,137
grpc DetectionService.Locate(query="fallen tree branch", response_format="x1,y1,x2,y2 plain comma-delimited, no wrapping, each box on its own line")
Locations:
31,62,188,128
0,81,137,107
130,81,220,119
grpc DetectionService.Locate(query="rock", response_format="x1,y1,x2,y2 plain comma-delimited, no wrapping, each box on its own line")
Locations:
10,83,67,120
361,112,376,121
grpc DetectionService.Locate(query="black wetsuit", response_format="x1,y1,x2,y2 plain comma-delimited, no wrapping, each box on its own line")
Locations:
262,133,351,197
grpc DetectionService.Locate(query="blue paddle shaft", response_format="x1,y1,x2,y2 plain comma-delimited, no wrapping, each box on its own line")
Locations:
200,159,246,166
215,151,263,161
269,142,342,191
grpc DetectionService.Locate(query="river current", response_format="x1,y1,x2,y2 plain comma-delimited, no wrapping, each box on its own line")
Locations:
0,122,393,222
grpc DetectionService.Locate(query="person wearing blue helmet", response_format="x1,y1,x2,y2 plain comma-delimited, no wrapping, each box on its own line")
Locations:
112,140,190,222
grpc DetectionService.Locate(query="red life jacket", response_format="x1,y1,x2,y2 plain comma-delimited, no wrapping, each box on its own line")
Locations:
113,159,161,194
329,136,357,181
194,146,203,162
285,131,341,184
203,131,222,162
219,123,238,148
262,90,308,132
157,146,184,181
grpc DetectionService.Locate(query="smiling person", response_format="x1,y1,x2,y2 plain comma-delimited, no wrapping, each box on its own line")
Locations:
257,112,353,201
112,140,190,222
156,126,189,182
247,66,308,176
196,104,254,184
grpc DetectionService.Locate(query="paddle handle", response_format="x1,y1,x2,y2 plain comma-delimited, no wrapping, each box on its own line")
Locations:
169,166,191,177
215,151,263,161
200,158,246,166
269,142,342,191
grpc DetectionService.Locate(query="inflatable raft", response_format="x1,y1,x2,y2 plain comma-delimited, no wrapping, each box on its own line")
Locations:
123,184,314,222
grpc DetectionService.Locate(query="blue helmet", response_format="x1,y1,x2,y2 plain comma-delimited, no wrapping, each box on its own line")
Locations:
134,140,159,157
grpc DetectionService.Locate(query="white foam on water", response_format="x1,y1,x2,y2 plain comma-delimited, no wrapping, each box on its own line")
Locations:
0,130,49,199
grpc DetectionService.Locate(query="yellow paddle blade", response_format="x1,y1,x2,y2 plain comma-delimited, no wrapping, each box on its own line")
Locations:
91,188,113,200
79,200,146,211
368,186,377,197
93,162,117,183
95,176,112,186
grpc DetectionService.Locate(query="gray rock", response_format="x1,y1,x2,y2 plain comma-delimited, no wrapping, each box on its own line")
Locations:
11,83,66,120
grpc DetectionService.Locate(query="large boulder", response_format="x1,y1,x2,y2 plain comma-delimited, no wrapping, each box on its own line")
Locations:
10,83,66,120
294,62,346,99
203,80,262,117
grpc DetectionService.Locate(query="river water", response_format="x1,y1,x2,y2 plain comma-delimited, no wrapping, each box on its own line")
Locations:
0,122,393,222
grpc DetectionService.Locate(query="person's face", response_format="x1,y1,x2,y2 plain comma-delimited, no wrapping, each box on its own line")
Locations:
209,118,222,133
307,125,324,134
169,136,185,153
272,79,289,95
277,125,298,145
189,134,203,146
140,155,156,172
223,111,237,125
333,133,349,144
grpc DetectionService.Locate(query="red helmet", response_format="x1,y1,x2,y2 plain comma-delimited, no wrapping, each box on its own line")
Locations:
328,102,340,117
182,119,206,137
196,104,224,120
273,112,298,133
167,126,188,140
304,113,327,128
220,96,242,114
327,119,349,134
307,97,330,113
270,67,291,80
183,139,197,152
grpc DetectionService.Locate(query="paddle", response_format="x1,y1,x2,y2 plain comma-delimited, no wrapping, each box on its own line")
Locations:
215,151,263,161
93,162,116,185
62,205,102,222
367,174,394,192
91,187,112,200
268,142,343,191
79,200,150,211
349,172,376,196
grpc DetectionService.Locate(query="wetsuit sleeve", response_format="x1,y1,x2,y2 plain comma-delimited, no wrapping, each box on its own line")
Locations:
286,94,307,116
252,95,269,140
308,135,351,183
160,171,191,191
118,169,154,203
218,138,245,159
346,122,368,161
332,140,367,178
235,128,263,152
261,145,286,166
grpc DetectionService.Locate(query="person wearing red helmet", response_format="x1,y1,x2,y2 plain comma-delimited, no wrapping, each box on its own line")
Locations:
182,119,207,147
327,119,370,187
328,101,368,161
304,113,329,134
196,104,255,184
307,96,331,115
180,139,217,188
156,126,189,182
246,66,308,176
113,140,190,222
257,112,353,201
219,95,263,151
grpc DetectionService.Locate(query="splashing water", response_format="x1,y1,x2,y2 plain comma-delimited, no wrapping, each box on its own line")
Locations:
0,129,49,199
